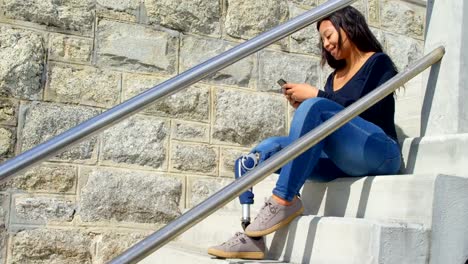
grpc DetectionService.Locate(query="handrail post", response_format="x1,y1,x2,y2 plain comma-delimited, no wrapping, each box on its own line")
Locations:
108,47,445,264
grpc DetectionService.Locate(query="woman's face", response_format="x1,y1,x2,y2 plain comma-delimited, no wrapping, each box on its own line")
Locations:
318,20,350,60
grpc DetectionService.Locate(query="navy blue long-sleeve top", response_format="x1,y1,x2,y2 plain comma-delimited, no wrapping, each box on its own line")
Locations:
317,52,398,140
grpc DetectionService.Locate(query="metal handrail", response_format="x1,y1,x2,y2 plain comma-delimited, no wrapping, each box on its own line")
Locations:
108,47,445,263
0,0,356,181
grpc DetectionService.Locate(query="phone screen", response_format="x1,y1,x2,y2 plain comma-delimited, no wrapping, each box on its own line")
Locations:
277,79,287,87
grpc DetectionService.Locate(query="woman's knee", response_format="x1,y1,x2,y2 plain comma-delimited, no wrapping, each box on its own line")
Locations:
290,98,343,136
293,98,342,124
296,97,340,113
251,136,288,162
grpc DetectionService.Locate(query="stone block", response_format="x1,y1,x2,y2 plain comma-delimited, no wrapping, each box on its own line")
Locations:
350,0,367,18
170,142,218,175
0,228,6,264
219,147,249,177
225,0,289,40
2,0,95,34
0,164,76,193
172,121,209,143
368,0,380,26
96,20,178,74
258,50,320,92
48,34,93,63
0,26,44,100
317,0,366,15
180,35,255,88
96,231,149,263
290,0,367,54
381,0,425,39
385,32,423,71
0,98,17,126
291,0,316,7
12,195,76,224
19,102,100,163
145,0,221,35
0,193,9,228
0,127,14,162
100,115,169,169
370,27,386,50
45,64,121,108
123,74,210,122
79,168,182,224
96,0,140,22
188,176,233,208
289,6,321,56
0,193,8,263
213,88,287,146
10,229,94,264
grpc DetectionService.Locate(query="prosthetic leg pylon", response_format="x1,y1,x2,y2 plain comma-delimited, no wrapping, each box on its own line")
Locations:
234,153,259,230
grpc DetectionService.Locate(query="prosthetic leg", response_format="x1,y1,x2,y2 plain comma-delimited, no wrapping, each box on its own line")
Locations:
234,153,260,230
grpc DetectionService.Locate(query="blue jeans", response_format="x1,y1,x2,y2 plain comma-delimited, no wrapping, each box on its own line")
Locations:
251,98,401,202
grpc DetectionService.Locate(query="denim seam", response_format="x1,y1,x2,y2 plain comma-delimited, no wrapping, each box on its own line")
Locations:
272,189,294,202
375,155,401,173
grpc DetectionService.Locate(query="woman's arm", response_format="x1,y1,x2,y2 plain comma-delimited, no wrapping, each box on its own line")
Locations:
281,82,356,108
316,89,357,107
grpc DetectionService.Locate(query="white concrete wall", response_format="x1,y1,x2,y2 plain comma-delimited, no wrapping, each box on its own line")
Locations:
421,0,468,136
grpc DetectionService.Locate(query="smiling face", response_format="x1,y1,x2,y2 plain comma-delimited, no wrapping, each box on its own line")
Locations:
316,6,383,70
318,20,352,60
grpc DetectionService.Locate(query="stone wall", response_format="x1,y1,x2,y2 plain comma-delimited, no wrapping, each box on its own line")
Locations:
0,0,425,262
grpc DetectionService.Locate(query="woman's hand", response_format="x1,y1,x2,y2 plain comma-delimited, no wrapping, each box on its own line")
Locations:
286,96,301,109
281,83,319,108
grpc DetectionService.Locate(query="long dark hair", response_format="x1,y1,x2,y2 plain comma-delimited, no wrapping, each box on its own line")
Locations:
316,6,383,69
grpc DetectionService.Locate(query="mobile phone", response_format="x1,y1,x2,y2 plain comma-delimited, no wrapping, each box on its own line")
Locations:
277,79,287,93
277,79,287,87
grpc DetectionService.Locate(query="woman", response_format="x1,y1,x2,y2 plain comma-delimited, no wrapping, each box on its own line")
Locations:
208,6,401,260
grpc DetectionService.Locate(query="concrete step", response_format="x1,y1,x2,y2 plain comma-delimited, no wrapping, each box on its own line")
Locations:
227,173,446,228
141,242,290,264
175,211,429,264
178,174,468,264
176,210,243,250
400,133,468,176
139,242,227,264
184,173,455,245
221,174,278,215
296,174,468,263
234,173,468,229
302,173,439,227
267,216,429,264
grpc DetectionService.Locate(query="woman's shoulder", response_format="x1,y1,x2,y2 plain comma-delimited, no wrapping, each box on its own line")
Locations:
368,52,394,67
364,52,396,74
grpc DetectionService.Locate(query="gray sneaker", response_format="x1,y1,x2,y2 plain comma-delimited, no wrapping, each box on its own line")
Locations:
245,196,304,237
207,232,265,259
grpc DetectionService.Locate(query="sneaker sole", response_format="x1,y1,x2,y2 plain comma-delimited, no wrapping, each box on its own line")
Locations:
207,248,265,260
244,206,304,237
